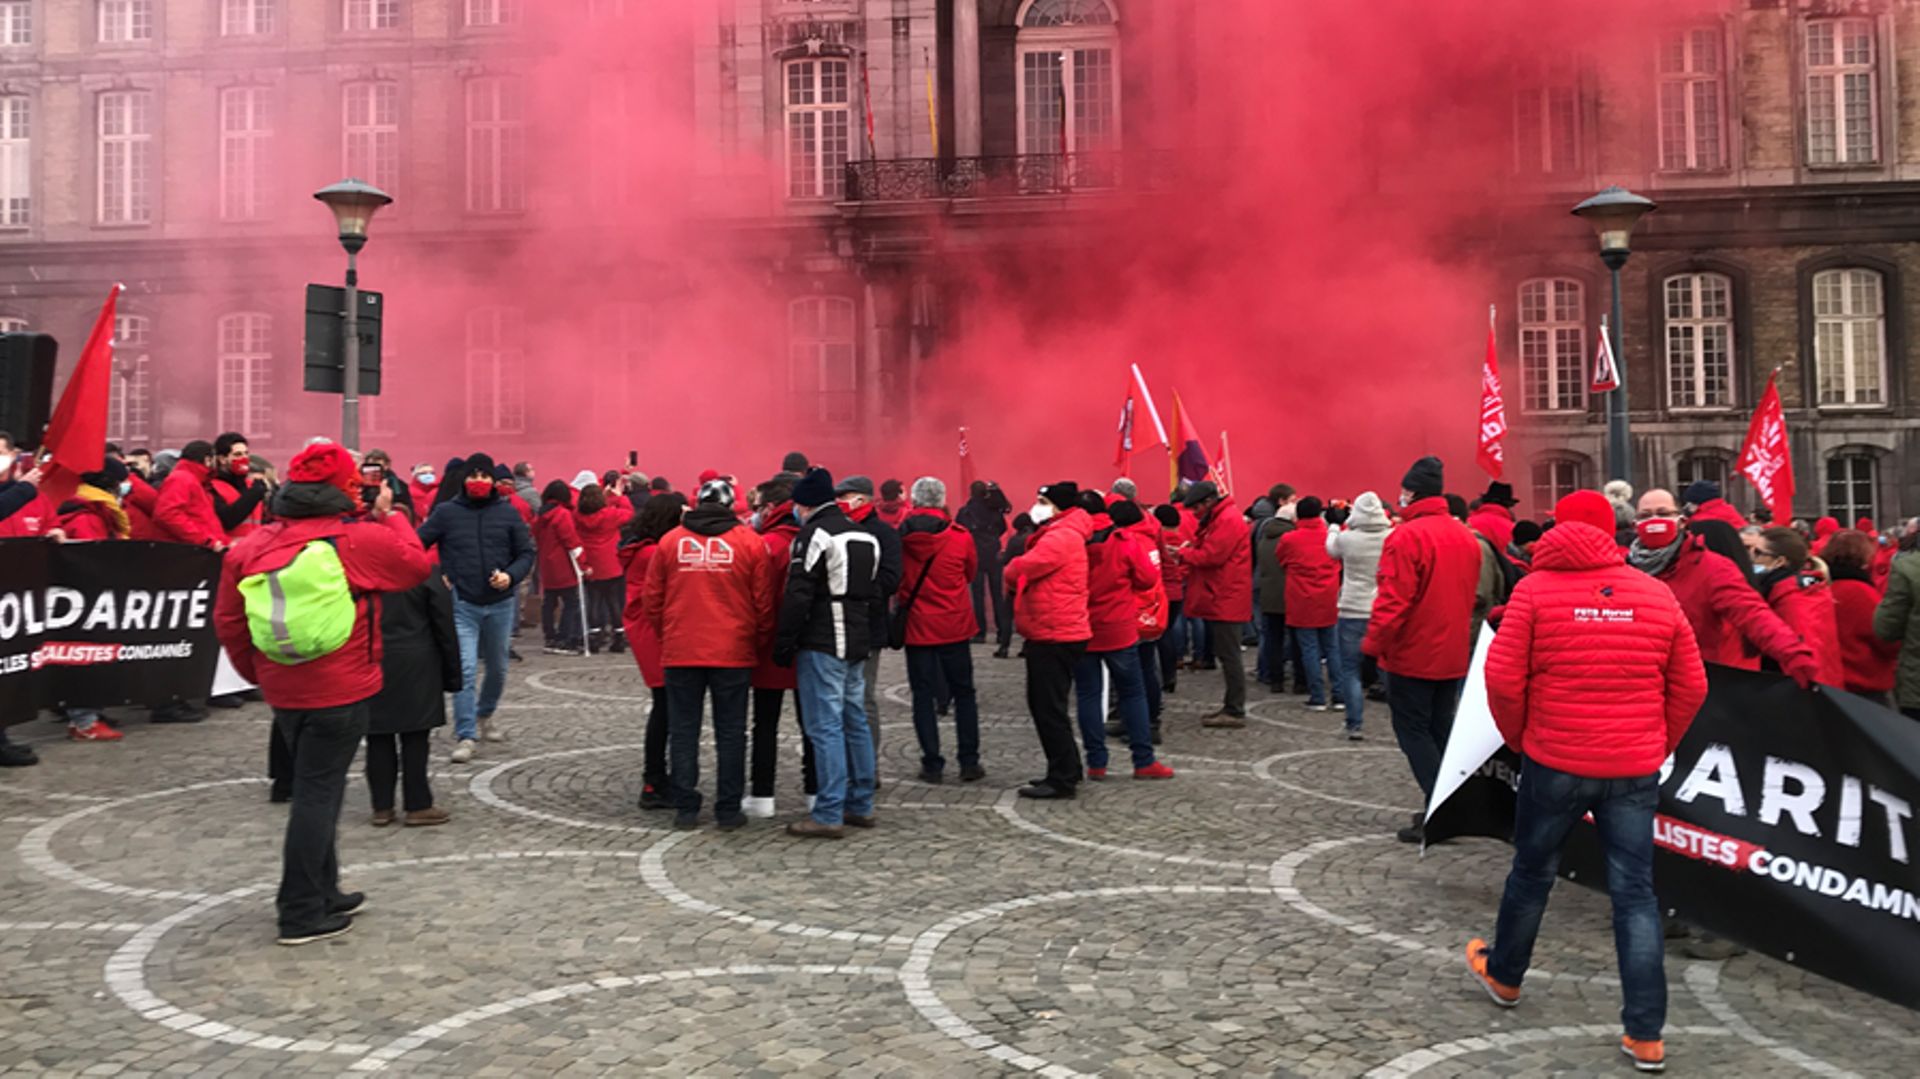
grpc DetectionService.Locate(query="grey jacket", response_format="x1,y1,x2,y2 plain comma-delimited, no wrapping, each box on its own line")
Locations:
1326,492,1391,620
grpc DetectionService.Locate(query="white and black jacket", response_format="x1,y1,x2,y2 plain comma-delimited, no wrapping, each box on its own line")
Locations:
775,504,882,663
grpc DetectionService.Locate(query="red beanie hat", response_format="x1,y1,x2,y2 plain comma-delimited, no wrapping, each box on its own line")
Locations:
1553,490,1615,537
288,442,357,496
697,468,721,485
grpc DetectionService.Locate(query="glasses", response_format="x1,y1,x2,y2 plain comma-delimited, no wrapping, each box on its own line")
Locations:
1637,507,1681,520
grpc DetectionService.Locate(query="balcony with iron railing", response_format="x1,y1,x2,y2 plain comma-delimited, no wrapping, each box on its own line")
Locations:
844,151,1180,202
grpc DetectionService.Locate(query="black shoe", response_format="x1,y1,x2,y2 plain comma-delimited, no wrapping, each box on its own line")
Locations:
149,704,204,724
1396,823,1423,844
917,768,943,785
972,635,988,644
638,786,673,811
936,701,951,718
329,892,366,917
1163,680,1177,693
276,914,353,946
992,647,1011,659
1150,725,1163,745
714,814,748,832
960,764,986,783
0,741,38,767
1018,783,1074,800
269,784,292,804
1199,662,1217,671
673,811,700,830
508,648,525,662
610,638,627,654
207,694,244,710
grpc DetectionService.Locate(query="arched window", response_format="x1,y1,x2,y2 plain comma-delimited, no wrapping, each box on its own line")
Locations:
1811,268,1887,407
1518,277,1585,413
108,313,151,444
1664,272,1734,409
1826,449,1879,525
1674,449,1729,493
466,307,524,434
217,313,273,439
1016,0,1120,161
789,296,857,424
1530,456,1586,510
784,58,851,200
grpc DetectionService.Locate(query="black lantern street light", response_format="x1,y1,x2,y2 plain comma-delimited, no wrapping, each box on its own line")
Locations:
1572,185,1656,486
313,179,393,452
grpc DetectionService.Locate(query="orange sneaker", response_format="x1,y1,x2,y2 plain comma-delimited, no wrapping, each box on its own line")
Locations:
1620,1036,1665,1072
68,723,123,742
1464,938,1519,1007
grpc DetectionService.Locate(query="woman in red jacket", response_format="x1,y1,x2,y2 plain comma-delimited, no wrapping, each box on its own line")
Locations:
747,478,815,816
1071,492,1175,780
1815,530,1898,702
1152,504,1189,692
1276,496,1343,710
575,484,628,653
620,493,684,810
533,481,584,653
898,477,984,784
1754,528,1846,687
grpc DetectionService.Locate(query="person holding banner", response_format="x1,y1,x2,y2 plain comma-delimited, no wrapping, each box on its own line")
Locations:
1466,490,1708,1075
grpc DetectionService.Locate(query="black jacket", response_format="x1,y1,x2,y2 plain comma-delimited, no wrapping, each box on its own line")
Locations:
775,504,882,663
955,494,1008,557
417,492,534,606
367,573,461,735
850,506,903,646
0,479,37,523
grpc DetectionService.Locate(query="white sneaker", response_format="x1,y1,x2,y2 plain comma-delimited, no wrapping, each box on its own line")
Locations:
450,739,476,764
742,796,776,819
479,718,507,743
805,795,817,813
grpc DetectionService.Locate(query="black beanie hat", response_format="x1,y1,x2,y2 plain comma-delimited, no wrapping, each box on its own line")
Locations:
1152,504,1181,528
1682,480,1721,507
1513,520,1544,545
1109,500,1145,528
792,467,835,508
1296,496,1324,519
81,457,129,492
463,452,497,479
1078,490,1107,515
1402,456,1444,500
1040,481,1079,511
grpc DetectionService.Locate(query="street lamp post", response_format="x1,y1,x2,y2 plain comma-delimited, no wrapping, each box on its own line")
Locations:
1572,186,1656,486
313,179,393,453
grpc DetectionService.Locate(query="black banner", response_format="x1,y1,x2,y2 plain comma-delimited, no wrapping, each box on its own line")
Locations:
0,539,224,723
1429,666,1920,1010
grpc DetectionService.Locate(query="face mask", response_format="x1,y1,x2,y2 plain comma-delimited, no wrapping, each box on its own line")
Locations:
748,510,764,531
418,472,437,486
465,479,494,499
1634,517,1680,550
1029,501,1055,524
0,454,12,475
1398,492,1413,508
792,506,805,526
229,455,250,474
118,481,132,497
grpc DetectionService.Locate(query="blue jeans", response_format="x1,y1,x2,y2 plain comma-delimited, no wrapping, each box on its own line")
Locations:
1294,624,1340,706
452,596,515,741
1073,646,1154,770
796,650,876,826
1489,759,1665,1042
1336,617,1369,731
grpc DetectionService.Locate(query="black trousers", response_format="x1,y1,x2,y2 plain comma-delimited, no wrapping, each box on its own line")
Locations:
542,589,581,644
907,642,980,773
1137,639,1163,722
665,667,750,816
751,686,815,797
273,701,368,933
1386,673,1464,800
971,560,1012,645
585,580,623,639
1024,640,1087,792
365,730,432,813
268,724,293,797
644,687,670,791
1156,600,1183,687
1207,620,1247,716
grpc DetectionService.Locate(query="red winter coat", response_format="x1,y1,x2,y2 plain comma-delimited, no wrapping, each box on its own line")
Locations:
125,473,159,540
1831,572,1898,693
640,507,773,668
1159,521,1189,601
875,499,909,529
533,503,582,591
1007,507,1093,643
55,493,129,541
152,460,227,548
1467,504,1516,552
1182,498,1252,622
753,504,801,689
1765,570,1845,687
898,507,979,647
1485,522,1708,779
1651,539,1816,682
619,541,666,688
1128,516,1172,638
574,505,625,581
0,486,52,537
1277,517,1340,629
1085,517,1157,652
1872,543,1896,591
1689,498,1748,530
408,478,439,511
1363,498,1481,680
214,508,432,710
504,490,535,528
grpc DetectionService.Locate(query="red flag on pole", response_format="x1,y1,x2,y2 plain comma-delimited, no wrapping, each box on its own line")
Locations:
1736,370,1795,525
1476,304,1507,480
1114,375,1137,471
1591,315,1620,393
1212,431,1234,498
860,58,878,163
37,283,121,506
957,425,976,492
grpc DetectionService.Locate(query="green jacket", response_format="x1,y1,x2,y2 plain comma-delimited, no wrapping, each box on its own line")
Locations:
1873,550,1920,709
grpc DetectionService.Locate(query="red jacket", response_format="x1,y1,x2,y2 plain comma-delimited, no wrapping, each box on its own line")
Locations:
125,473,159,540
753,504,801,690
0,486,52,537
619,540,666,688
1872,543,1897,591
1652,539,1817,682
897,507,979,647
55,494,129,541
1363,498,1481,680
1159,521,1188,601
1084,516,1157,652
1689,498,1748,530
214,508,432,710
1277,517,1341,628
574,505,625,581
1485,522,1707,778
640,507,773,668
504,490,535,528
152,460,227,548
1007,507,1093,643
875,499,909,529
408,478,439,511
1831,572,1898,693
1765,570,1845,687
1466,504,1516,552
533,503,582,591
1181,498,1251,622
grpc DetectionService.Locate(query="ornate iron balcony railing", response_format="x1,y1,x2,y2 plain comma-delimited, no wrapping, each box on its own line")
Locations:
844,151,1179,202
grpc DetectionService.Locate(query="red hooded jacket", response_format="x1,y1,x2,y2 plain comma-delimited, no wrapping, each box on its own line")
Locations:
1485,522,1708,778
1159,518,1189,601
1085,516,1157,652
574,505,626,581
0,484,52,538
641,505,773,668
1182,498,1252,622
1831,571,1898,693
152,460,227,548
1277,517,1341,629
1764,570,1845,687
1466,504,1516,552
1689,499,1748,530
533,502,582,591
125,472,159,540
1650,538,1817,684
619,540,665,688
752,503,801,690
1363,498,1481,680
897,507,979,647
1007,507,1092,643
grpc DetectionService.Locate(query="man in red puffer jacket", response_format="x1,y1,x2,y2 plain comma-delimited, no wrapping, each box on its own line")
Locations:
1006,481,1093,799
1180,481,1252,726
1277,496,1342,711
898,476,982,785
1465,491,1707,1076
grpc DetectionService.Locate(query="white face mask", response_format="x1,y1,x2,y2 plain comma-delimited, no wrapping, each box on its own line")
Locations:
118,481,132,497
0,454,12,475
1398,491,1413,508
1029,500,1055,524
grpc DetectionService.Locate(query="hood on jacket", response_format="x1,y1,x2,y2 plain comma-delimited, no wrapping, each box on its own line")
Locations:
900,507,953,537
1347,491,1390,532
756,500,797,535
272,481,356,520
1529,520,1624,572
683,503,742,537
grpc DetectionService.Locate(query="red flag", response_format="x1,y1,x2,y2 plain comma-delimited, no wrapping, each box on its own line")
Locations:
1476,305,1507,480
860,59,877,163
1736,370,1795,525
1168,393,1211,495
1114,375,1137,471
1212,430,1234,497
38,284,121,505
1591,317,1620,393
957,425,976,492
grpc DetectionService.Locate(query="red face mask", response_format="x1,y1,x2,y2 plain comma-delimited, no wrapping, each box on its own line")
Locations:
1635,517,1680,550
229,455,250,475
465,479,495,499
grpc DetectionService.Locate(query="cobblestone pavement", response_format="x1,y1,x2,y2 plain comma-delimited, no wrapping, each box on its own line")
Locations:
1,647,1913,1077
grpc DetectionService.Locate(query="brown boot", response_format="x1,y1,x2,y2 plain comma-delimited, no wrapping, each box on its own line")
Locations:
1201,711,1247,729
785,818,845,839
369,809,395,827
404,807,451,827
844,814,876,829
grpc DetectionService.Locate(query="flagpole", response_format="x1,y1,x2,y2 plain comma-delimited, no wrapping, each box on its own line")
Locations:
1132,362,1167,447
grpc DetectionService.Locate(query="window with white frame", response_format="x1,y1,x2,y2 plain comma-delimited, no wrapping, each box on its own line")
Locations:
97,0,153,44
465,78,524,212
1531,458,1584,510
1675,451,1728,495
0,316,27,332
1016,0,1120,166
222,0,273,37
343,0,399,31
466,308,525,434
1665,272,1734,409
0,2,32,46
1519,278,1585,412
1513,73,1580,174
343,82,399,195
1812,268,1887,407
785,59,851,200
217,313,273,439
465,0,518,27
97,91,152,225
219,86,272,222
789,297,857,424
1826,452,1877,525
108,314,152,444
1657,27,1725,171
1806,18,1878,165
0,96,28,227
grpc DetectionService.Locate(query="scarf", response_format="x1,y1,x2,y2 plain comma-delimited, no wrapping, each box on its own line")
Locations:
1626,537,1683,579
74,484,131,539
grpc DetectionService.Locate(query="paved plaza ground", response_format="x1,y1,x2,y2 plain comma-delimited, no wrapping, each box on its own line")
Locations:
0,646,1913,1077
